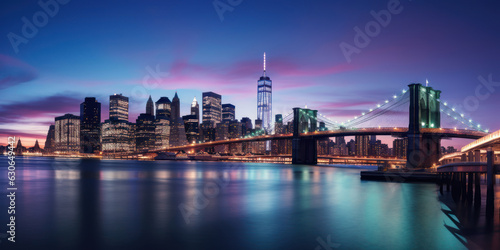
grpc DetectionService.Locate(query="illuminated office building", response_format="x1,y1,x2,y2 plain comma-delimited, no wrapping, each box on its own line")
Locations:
202,91,222,127
109,94,129,121
155,97,172,119
257,52,272,133
222,104,235,122
80,97,101,153
55,114,80,153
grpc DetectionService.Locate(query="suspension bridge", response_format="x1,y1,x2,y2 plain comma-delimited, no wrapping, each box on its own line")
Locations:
157,83,489,168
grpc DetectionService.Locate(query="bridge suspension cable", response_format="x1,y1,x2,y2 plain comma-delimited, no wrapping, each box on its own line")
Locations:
440,100,488,132
341,89,409,128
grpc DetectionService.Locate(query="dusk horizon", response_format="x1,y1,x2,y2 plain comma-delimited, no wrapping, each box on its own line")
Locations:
2,0,500,149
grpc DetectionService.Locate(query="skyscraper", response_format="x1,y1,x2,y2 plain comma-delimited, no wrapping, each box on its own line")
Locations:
257,52,272,133
183,114,199,144
255,119,262,129
136,113,156,152
191,97,199,117
170,92,188,147
202,91,222,127
146,95,154,116
155,117,170,150
252,119,266,154
393,138,408,159
44,125,55,153
215,122,229,153
182,97,200,145
55,114,80,153
102,94,134,156
240,117,252,153
228,120,242,154
109,94,129,121
136,97,157,151
101,120,135,154
222,104,235,122
241,117,252,136
272,114,286,155
201,122,216,143
355,135,369,156
80,97,101,153
155,97,171,150
171,92,181,120
155,97,171,119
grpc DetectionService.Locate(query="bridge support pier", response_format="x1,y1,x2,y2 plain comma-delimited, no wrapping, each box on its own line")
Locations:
406,83,441,169
292,137,317,165
291,107,318,165
406,134,441,168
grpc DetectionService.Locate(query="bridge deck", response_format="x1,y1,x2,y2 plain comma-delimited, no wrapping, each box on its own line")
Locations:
159,127,484,153
437,162,500,173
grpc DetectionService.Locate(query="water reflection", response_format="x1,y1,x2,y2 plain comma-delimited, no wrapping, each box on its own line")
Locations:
0,156,469,250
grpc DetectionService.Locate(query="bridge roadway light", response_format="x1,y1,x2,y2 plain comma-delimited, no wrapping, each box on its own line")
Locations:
385,100,389,103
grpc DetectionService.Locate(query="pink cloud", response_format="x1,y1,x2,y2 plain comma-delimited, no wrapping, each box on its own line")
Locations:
0,95,81,124
127,56,358,96
0,54,38,89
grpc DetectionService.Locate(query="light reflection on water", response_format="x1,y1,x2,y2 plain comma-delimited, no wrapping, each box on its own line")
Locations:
0,156,467,250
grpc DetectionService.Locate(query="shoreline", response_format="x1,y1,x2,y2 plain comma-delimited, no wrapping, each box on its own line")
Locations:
438,184,500,249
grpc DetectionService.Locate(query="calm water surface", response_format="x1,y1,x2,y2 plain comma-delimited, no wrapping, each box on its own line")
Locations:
0,156,466,250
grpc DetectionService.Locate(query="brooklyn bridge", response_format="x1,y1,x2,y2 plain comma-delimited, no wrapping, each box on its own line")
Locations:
155,83,490,168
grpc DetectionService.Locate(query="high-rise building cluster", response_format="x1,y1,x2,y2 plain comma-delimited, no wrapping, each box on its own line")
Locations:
7,53,403,159
40,89,273,157
43,92,192,156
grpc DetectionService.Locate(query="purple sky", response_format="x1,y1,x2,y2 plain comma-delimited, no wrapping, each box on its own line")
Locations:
1,0,499,148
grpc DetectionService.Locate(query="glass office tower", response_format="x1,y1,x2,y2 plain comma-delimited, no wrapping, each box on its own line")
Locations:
257,52,272,133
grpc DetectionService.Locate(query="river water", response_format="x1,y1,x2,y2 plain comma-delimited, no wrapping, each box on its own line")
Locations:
0,156,466,249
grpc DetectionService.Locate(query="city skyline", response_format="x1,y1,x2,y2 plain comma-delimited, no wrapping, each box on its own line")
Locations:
1,0,500,148
0,72,494,149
